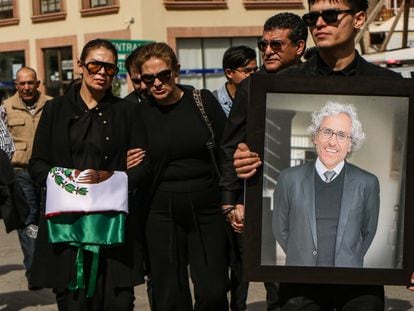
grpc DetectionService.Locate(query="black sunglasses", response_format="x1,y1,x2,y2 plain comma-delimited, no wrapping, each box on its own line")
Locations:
302,9,355,27
141,69,172,85
82,60,119,76
257,39,284,53
131,77,141,85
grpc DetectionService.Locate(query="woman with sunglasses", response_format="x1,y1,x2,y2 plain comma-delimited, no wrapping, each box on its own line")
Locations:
28,38,150,310
133,42,229,310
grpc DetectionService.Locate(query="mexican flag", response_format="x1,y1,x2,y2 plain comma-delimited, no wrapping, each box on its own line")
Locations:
45,167,128,297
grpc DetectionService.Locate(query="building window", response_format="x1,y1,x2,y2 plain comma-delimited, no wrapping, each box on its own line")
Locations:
176,37,261,90
41,0,61,13
243,0,303,9
43,46,73,97
0,50,25,100
0,0,13,19
32,0,66,23
81,0,119,17
163,0,227,10
91,0,111,7
0,0,18,26
290,135,315,167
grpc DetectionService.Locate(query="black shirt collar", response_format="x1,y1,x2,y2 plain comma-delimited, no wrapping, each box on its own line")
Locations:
316,51,358,76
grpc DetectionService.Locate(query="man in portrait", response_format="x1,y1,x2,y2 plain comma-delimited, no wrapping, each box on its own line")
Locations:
273,101,379,268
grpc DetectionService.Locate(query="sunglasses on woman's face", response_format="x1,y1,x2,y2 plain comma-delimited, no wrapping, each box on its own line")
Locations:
82,60,119,76
302,9,355,27
131,78,141,85
141,69,172,85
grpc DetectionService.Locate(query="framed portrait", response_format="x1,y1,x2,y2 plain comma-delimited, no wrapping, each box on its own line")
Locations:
244,75,414,285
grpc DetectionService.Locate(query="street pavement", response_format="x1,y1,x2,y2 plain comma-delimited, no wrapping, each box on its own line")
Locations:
1,222,414,310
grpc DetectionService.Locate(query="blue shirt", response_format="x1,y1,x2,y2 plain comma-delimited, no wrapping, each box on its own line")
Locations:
213,83,233,117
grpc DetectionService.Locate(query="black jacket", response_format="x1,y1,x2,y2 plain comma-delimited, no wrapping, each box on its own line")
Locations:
28,85,151,288
279,50,402,77
0,149,28,232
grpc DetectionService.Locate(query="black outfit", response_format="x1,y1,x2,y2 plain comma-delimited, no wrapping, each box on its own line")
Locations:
220,68,269,207
219,50,401,311
220,68,280,311
0,149,28,232
29,84,151,311
124,89,143,104
139,86,230,310
279,50,402,77
123,89,155,310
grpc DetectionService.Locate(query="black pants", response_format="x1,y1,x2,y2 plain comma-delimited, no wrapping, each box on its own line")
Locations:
54,284,134,311
146,186,230,311
230,232,279,311
53,248,135,311
279,283,384,311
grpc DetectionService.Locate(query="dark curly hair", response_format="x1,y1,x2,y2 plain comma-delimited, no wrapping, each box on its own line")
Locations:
222,45,257,70
263,12,308,44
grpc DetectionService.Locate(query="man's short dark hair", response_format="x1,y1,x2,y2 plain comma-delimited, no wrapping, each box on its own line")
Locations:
307,0,368,12
222,46,257,71
263,12,308,44
125,46,144,76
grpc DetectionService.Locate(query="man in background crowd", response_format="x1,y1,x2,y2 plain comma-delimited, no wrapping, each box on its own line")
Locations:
213,46,257,117
214,45,264,311
124,45,146,103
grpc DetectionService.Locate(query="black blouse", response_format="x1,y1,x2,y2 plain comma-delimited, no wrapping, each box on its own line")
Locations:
139,86,226,192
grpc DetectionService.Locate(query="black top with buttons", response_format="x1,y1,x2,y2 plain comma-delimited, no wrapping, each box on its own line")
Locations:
28,83,151,288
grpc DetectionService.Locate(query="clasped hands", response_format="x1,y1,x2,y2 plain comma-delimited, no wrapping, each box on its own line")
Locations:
223,143,262,233
223,204,245,233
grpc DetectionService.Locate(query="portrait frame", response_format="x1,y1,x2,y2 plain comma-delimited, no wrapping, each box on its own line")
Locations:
244,75,414,285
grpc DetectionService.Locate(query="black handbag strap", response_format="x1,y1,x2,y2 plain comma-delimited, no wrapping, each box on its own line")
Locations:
192,89,221,179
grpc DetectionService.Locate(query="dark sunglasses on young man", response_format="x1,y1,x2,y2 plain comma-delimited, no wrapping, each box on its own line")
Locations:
82,60,119,76
302,9,355,27
257,39,284,53
131,78,141,85
141,69,172,85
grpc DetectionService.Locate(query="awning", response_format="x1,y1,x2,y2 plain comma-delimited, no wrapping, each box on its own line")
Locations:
369,16,414,32
362,47,414,62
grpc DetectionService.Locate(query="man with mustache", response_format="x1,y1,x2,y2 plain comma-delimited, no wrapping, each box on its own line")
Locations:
219,13,308,311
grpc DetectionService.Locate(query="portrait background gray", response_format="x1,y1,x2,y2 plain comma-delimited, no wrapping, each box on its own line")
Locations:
261,93,409,269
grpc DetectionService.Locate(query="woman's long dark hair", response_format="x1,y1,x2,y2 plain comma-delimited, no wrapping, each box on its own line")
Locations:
80,38,118,63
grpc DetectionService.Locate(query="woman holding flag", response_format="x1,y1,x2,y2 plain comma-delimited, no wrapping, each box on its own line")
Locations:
28,38,150,310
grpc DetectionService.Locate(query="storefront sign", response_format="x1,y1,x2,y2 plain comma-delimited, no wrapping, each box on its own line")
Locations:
110,39,154,75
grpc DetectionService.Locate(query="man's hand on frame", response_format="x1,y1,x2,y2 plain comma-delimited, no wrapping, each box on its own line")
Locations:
234,143,262,180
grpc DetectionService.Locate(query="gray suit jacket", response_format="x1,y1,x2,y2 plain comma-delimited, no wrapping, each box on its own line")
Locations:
273,161,380,267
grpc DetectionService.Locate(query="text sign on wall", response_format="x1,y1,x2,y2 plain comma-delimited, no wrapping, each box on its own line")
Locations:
110,39,154,75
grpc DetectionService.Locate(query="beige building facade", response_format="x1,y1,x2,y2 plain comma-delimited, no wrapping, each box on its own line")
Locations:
0,0,307,97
